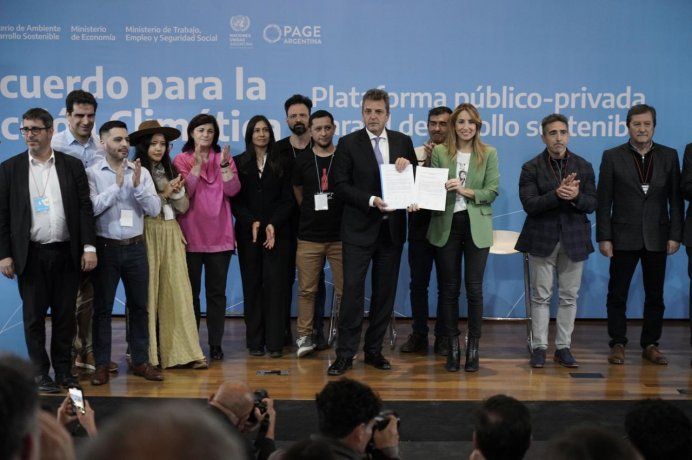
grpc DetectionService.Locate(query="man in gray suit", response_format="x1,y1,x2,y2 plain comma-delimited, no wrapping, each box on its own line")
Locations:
596,104,683,366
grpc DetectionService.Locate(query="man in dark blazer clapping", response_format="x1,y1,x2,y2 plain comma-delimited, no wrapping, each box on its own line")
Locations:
596,104,683,366
516,113,597,369
0,108,96,392
329,88,418,375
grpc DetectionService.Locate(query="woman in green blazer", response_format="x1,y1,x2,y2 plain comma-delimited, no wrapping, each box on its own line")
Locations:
427,103,499,372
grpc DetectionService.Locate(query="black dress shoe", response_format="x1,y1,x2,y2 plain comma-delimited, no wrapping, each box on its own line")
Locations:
248,348,265,357
433,336,449,356
400,333,427,353
327,357,353,376
210,346,224,361
55,373,81,389
36,375,61,393
364,353,391,370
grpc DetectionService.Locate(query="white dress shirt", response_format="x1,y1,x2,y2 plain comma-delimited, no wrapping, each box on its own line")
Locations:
87,157,161,240
28,151,69,243
367,129,390,207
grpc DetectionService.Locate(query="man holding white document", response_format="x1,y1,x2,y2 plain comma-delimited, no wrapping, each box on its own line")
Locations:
329,88,418,375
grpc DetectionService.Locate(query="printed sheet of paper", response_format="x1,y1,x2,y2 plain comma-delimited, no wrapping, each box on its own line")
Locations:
380,164,449,211
380,164,415,210
413,166,449,211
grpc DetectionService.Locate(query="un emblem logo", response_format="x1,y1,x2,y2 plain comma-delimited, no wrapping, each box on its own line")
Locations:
230,15,250,32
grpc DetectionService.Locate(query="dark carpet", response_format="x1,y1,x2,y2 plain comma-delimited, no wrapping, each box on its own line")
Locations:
41,396,692,459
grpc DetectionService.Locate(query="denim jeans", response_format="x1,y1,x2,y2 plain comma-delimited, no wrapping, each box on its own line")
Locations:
92,241,149,366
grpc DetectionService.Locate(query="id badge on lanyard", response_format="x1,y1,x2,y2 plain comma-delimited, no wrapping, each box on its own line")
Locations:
33,196,50,213
314,193,329,211
313,153,334,212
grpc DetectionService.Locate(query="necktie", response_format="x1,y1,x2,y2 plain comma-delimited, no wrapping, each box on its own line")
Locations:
373,137,384,164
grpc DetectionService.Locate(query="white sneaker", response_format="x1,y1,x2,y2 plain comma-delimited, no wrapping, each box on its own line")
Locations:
296,336,316,358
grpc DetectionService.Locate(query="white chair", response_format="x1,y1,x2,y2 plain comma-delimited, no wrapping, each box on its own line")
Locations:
488,230,533,354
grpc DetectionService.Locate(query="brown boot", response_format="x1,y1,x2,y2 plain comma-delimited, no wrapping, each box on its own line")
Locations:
642,344,668,365
91,365,110,386
132,363,164,381
608,344,625,364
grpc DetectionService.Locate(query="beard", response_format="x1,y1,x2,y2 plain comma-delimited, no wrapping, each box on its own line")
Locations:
290,123,307,135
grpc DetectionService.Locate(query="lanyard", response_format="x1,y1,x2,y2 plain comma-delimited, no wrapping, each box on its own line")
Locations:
313,152,334,194
29,158,53,197
291,139,312,159
547,153,569,185
631,151,653,184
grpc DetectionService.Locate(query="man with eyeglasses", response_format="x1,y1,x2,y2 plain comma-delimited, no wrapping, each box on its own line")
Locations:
0,108,96,393
51,90,109,375
274,94,329,351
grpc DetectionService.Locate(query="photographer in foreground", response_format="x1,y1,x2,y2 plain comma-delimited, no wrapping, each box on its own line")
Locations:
208,380,276,460
314,378,400,459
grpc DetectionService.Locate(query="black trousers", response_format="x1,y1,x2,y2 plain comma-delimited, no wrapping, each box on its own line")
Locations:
435,211,489,339
337,221,403,358
607,249,667,348
186,251,232,348
18,242,79,377
688,246,692,348
408,238,443,337
237,237,288,352
285,235,326,340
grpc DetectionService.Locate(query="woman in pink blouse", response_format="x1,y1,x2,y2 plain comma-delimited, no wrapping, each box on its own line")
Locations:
173,114,241,361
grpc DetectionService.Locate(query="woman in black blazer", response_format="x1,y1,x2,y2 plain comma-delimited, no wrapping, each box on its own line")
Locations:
233,115,295,358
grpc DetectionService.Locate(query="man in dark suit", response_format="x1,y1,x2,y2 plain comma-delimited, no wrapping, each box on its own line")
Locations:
0,108,96,392
596,104,683,366
329,88,417,375
681,142,692,367
516,113,597,369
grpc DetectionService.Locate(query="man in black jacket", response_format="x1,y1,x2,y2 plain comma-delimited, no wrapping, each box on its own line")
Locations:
330,89,418,375
516,113,597,368
400,106,451,356
0,108,96,392
682,142,692,367
596,104,683,366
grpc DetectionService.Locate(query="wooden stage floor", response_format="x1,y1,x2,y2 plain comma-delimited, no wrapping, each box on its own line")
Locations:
77,318,692,401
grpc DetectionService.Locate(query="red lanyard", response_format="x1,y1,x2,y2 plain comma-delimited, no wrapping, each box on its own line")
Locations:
631,151,653,184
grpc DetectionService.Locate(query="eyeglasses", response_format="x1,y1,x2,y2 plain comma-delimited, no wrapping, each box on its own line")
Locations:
20,127,50,135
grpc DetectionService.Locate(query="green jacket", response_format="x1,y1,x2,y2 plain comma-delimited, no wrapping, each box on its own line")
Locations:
426,144,499,248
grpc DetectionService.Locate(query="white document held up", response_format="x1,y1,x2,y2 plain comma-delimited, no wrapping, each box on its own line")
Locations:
380,164,448,211
413,166,448,211
380,164,415,210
